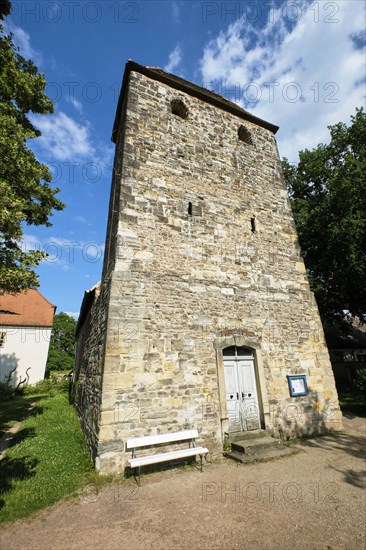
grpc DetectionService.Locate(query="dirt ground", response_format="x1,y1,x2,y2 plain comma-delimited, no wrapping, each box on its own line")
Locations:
0,413,365,550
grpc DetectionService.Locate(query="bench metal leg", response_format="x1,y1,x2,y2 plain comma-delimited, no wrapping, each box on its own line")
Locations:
133,465,141,486
200,454,203,472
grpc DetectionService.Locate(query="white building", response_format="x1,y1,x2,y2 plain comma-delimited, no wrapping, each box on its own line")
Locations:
0,289,56,387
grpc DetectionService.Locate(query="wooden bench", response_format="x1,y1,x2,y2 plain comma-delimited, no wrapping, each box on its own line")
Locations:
127,429,209,485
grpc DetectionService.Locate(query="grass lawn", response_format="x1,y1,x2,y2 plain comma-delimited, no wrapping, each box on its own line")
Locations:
0,395,38,438
0,390,104,525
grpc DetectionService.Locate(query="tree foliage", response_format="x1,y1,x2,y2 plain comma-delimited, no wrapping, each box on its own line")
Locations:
0,2,65,292
46,312,77,373
0,1,11,20
283,108,366,322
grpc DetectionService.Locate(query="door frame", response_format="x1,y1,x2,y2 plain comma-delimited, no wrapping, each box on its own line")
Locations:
213,335,270,437
223,351,260,432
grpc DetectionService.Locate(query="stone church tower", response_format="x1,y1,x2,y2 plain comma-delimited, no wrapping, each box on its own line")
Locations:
73,61,342,474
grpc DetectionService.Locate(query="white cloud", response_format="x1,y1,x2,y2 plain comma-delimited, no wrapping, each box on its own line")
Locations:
67,96,84,114
31,112,95,161
95,143,114,176
21,234,105,270
4,21,42,66
31,112,114,184
200,0,366,161
164,45,182,73
172,1,181,23
72,215,89,225
20,234,41,254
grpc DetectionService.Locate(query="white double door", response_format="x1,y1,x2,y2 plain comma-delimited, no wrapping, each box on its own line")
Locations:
224,356,261,432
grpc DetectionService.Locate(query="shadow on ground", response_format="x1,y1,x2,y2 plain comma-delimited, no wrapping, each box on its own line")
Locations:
0,452,38,509
0,396,43,438
0,397,42,510
299,415,366,489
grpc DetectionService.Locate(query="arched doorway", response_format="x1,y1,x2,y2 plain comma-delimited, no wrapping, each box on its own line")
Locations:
223,346,261,432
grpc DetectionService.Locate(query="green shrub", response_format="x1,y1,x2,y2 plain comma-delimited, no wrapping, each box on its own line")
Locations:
0,382,14,399
51,378,70,396
22,379,53,395
49,370,72,381
46,312,77,374
354,368,366,392
23,378,70,396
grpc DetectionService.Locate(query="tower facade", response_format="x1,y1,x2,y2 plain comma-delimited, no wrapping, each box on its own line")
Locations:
74,61,342,474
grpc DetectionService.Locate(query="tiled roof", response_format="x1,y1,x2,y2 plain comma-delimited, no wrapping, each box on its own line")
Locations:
0,289,56,327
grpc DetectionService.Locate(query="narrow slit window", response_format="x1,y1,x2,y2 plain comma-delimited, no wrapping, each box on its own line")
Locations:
251,217,256,232
188,202,193,215
171,99,188,120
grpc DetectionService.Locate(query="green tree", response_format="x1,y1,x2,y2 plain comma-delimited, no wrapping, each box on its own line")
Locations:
46,312,77,373
283,108,366,322
0,2,64,292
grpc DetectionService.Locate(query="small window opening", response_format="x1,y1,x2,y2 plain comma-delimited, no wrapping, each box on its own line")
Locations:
223,346,253,357
238,125,253,144
171,99,188,120
188,202,193,215
251,217,256,232
0,332,6,348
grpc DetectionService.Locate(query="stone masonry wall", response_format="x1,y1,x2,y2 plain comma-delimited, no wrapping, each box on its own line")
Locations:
74,284,108,461
92,71,342,475
74,92,129,465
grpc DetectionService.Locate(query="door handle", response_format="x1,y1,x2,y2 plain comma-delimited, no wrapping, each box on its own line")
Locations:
242,392,245,399
236,392,239,400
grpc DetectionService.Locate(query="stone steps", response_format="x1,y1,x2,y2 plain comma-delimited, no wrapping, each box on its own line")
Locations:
227,429,268,442
231,436,284,454
224,430,299,464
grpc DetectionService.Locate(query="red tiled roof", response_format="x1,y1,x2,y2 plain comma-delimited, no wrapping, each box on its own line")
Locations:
0,289,56,327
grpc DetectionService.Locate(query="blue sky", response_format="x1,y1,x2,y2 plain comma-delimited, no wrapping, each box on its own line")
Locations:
5,0,366,318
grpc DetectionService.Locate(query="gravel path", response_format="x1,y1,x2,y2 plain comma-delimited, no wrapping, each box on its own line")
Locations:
1,414,365,550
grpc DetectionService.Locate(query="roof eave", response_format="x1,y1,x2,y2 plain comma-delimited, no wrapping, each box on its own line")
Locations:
75,282,100,338
112,60,279,143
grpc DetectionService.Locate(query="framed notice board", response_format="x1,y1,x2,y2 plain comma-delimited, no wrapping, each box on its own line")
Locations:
287,375,309,397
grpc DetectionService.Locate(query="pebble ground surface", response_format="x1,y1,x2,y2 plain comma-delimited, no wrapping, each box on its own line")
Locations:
0,413,365,550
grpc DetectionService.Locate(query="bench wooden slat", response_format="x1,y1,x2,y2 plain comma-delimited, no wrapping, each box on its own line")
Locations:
127,429,199,449
128,447,209,468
